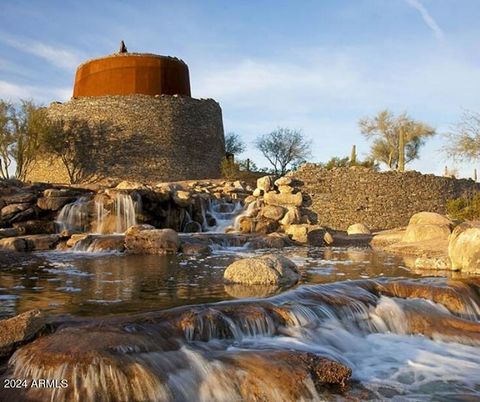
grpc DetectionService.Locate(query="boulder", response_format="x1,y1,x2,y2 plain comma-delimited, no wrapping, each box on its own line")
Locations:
23,234,60,251
261,205,286,221
409,212,453,227
278,185,294,194
264,191,302,207
237,216,254,234
254,218,279,234
402,223,451,243
0,237,28,252
274,176,293,187
66,233,89,248
10,207,36,223
0,309,46,357
323,231,334,245
347,223,371,235
44,188,79,198
1,203,31,218
1,192,36,204
279,207,301,226
224,255,300,285
256,176,275,192
448,222,480,273
125,226,180,254
73,235,125,252
37,196,74,211
13,220,57,235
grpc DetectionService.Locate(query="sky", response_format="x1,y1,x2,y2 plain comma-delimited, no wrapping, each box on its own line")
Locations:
1,0,480,177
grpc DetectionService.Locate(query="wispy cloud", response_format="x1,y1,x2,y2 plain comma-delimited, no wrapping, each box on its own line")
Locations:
405,0,445,40
1,35,83,70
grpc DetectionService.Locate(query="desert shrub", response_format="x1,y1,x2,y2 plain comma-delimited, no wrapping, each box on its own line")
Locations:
446,192,480,221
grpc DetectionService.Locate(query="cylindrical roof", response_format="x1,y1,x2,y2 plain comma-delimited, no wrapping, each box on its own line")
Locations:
73,53,191,97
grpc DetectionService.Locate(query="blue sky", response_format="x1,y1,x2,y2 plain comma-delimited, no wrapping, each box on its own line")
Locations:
1,0,480,177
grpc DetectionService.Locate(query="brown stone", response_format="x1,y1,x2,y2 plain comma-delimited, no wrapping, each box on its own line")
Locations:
125,226,179,254
264,191,303,207
261,205,286,221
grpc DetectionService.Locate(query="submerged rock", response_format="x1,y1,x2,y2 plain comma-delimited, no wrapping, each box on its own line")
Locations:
224,255,300,286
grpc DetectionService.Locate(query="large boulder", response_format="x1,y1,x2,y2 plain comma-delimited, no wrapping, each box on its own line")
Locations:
256,175,275,192
274,176,293,187
402,223,451,243
409,212,453,226
125,225,180,254
448,222,480,273
1,203,31,218
279,207,301,226
13,220,57,235
0,309,46,357
347,223,371,235
37,196,74,211
264,191,303,207
0,237,28,252
224,255,300,286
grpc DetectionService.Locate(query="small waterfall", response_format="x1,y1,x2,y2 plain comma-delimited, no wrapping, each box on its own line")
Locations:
95,192,140,234
56,197,91,232
205,199,244,233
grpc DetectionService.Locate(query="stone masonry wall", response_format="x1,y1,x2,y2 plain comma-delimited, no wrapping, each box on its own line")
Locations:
26,94,225,183
293,164,480,230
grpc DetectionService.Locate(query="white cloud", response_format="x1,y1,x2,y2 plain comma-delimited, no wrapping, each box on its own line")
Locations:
405,0,445,40
0,80,71,103
1,35,83,70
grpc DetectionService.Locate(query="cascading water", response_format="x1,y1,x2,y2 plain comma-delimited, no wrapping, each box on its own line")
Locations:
204,198,244,233
55,196,91,232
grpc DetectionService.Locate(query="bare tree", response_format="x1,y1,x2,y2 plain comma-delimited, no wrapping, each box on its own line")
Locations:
224,132,246,155
359,110,435,172
255,128,311,175
444,110,480,162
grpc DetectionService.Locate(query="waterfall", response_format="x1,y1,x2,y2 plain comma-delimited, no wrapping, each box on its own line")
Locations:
95,192,140,234
205,199,244,233
56,197,91,232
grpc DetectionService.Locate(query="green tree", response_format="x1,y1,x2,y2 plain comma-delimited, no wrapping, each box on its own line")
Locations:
10,100,51,180
359,110,435,172
444,110,480,162
0,100,15,179
255,128,311,176
224,132,246,155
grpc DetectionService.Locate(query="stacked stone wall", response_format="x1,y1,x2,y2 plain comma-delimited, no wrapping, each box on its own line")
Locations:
26,94,224,184
293,164,480,230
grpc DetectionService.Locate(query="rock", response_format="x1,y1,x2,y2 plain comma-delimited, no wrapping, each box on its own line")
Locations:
1,203,31,218
125,226,180,254
233,180,244,190
279,207,301,226
23,234,60,251
125,224,155,236
264,191,302,207
224,255,300,285
183,221,202,233
252,188,263,197
285,224,309,243
37,196,74,211
412,256,451,270
274,176,293,187
248,233,293,249
1,192,36,204
448,222,480,273
307,227,327,246
323,231,334,245
44,188,79,198
73,234,125,252
224,283,281,298
409,212,453,227
0,309,46,357
13,220,57,235
66,233,89,248
244,195,256,204
347,223,371,235
0,228,22,238
10,207,36,223
278,185,294,194
180,238,211,255
238,216,254,234
261,205,286,221
173,190,192,207
254,218,279,234
403,223,451,243
0,237,28,252
116,180,148,190
256,176,275,192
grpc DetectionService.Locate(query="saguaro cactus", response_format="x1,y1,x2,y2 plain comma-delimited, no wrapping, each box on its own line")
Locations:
350,144,357,166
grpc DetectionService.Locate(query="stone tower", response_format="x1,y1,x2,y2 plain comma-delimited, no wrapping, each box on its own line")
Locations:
26,46,225,184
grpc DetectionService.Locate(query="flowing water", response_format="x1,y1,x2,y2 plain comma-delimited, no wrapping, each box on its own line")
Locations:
2,198,480,401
